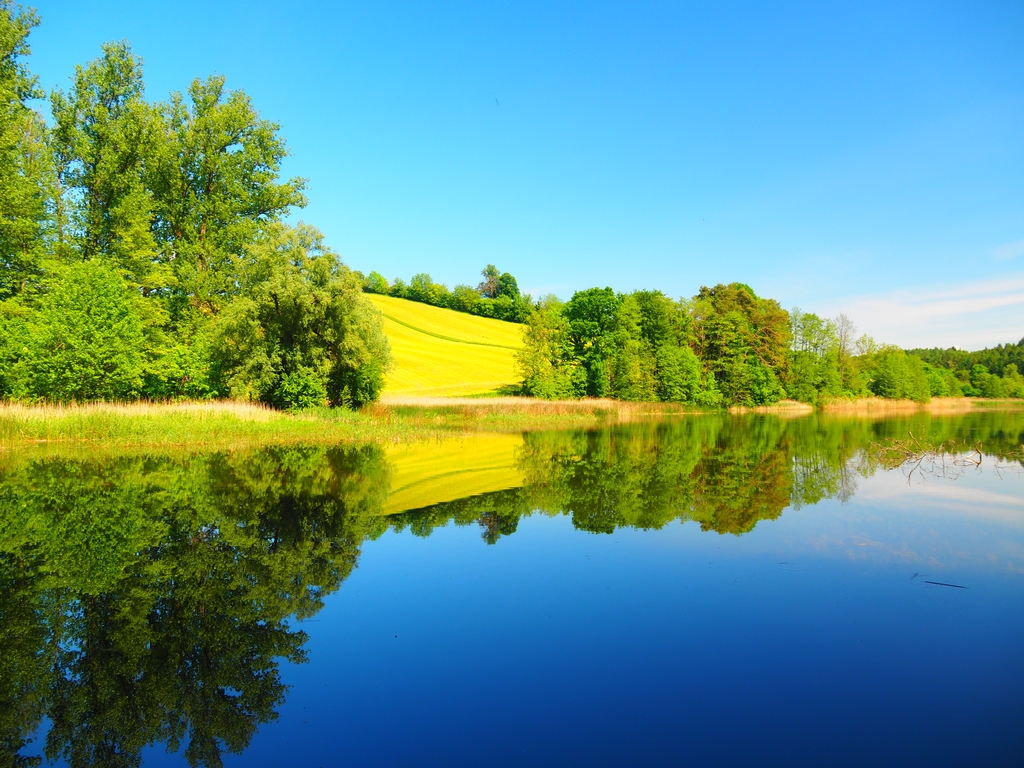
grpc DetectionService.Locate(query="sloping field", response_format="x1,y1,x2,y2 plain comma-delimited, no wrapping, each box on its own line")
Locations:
367,294,525,397
381,433,525,515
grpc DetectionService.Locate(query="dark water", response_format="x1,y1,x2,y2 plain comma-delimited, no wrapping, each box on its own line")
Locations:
3,412,1023,767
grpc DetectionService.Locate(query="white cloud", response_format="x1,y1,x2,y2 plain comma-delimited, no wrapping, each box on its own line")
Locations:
994,239,1024,262
816,273,1024,349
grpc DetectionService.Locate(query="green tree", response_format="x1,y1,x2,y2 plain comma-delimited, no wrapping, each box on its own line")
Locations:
610,293,657,400
363,271,389,294
868,346,931,402
1002,364,1024,398
516,295,584,399
691,283,790,406
564,287,620,397
496,271,519,299
0,1,48,299
11,260,146,401
787,308,841,404
450,283,480,313
50,41,161,286
209,224,390,408
149,75,307,318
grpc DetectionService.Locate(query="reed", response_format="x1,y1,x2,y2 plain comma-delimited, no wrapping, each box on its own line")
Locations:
0,397,700,450
727,399,814,416
817,396,980,414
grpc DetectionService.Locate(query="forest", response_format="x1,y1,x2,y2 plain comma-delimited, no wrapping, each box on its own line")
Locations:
513,283,1024,406
1,4,1020,410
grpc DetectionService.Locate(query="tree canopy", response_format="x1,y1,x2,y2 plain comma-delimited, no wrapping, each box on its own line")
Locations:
0,14,388,408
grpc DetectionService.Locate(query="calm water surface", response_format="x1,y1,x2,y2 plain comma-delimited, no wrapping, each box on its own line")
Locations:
3,412,1023,767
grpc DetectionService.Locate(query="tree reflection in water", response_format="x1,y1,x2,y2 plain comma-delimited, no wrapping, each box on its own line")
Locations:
1,411,1021,766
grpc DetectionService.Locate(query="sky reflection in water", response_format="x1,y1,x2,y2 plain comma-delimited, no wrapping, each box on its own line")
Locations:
4,412,1023,767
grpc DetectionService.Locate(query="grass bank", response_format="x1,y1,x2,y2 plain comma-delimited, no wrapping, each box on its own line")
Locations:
3,396,1019,452
0,398,698,451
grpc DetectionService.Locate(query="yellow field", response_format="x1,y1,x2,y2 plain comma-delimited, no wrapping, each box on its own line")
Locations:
367,294,525,397
382,433,525,514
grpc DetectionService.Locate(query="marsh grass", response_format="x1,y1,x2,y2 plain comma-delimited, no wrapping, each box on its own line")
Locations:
6,395,1018,453
0,397,699,451
819,396,988,414
0,400,427,450
727,399,813,416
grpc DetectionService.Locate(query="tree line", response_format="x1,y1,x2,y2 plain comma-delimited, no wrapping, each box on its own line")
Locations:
361,263,533,323
515,283,1024,405
0,4,390,408
907,339,1024,398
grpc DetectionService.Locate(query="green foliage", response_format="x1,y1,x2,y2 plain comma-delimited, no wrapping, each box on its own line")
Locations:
209,224,391,408
691,283,791,406
909,337,1024,377
496,271,519,299
0,1,47,299
1002,364,1024,398
49,41,162,284
518,288,724,405
382,264,532,323
787,309,841,404
868,346,931,402
564,286,620,397
10,261,146,401
0,297,29,397
363,270,389,294
516,296,585,399
0,18,386,409
149,74,307,317
907,338,1024,399
656,343,718,404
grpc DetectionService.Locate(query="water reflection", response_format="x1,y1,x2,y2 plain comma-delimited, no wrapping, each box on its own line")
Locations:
1,411,1022,766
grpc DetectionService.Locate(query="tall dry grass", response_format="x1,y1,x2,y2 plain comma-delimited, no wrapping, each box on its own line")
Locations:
0,396,702,451
727,399,814,416
817,396,982,415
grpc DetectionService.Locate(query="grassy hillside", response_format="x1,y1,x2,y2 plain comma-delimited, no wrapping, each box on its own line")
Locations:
367,294,525,397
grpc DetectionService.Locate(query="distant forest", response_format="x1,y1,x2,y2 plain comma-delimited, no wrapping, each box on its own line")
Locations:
512,283,1023,405
361,265,532,323
1,4,1020,409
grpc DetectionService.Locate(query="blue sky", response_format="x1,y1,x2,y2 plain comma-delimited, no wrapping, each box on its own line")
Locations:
24,0,1024,348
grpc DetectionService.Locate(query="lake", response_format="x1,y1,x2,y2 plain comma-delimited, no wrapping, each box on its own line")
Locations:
3,411,1023,767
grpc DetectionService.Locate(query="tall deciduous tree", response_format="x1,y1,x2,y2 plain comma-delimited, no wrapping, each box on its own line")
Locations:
149,75,307,317
564,287,620,397
50,41,161,285
477,264,500,298
0,1,48,298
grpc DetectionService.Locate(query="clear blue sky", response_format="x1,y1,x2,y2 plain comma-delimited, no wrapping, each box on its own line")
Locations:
24,0,1024,348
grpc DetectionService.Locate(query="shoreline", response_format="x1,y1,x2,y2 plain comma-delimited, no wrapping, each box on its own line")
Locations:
1,396,1020,452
